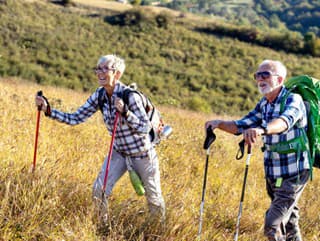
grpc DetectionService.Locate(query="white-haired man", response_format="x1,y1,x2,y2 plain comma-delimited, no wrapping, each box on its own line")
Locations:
35,54,165,224
205,60,310,241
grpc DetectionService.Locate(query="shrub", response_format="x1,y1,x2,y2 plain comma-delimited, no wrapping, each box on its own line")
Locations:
61,0,71,5
130,0,141,6
155,12,172,28
186,96,212,113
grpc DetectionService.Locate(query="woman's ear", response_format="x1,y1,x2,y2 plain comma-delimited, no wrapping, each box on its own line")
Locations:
115,70,122,80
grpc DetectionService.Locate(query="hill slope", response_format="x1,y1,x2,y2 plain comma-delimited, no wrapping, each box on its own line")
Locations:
1,0,320,115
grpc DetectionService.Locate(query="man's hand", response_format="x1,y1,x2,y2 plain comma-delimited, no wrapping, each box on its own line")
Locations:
243,127,264,145
205,120,221,131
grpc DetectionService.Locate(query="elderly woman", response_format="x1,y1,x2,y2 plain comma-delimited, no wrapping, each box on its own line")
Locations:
35,54,165,225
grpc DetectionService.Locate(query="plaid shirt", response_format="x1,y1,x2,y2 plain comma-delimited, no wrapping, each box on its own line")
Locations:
50,82,152,156
235,87,310,179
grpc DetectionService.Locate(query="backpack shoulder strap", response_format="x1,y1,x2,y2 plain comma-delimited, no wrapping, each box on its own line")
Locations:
280,88,295,113
122,88,147,108
98,87,106,112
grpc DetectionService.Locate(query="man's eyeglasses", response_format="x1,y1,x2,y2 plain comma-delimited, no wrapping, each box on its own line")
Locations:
94,66,115,74
254,71,278,80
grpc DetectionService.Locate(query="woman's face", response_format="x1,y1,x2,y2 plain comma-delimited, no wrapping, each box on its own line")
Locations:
95,61,118,88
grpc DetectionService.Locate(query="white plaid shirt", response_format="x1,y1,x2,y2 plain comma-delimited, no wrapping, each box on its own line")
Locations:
50,82,153,156
235,87,310,179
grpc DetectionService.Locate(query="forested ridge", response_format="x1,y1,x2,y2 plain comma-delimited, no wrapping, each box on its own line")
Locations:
160,0,320,37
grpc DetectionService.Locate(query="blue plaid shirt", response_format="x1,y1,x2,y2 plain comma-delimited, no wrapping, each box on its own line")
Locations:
50,82,153,156
235,87,310,179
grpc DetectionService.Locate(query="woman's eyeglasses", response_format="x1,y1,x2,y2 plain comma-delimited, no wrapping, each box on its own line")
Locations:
254,71,278,80
94,66,115,74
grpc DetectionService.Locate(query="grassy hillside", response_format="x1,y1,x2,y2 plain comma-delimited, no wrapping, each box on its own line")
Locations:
1,78,320,240
1,0,320,116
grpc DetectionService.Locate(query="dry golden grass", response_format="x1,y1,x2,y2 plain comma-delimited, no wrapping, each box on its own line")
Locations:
0,78,319,240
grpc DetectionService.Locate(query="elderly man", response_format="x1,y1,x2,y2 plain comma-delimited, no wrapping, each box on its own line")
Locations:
205,60,310,241
35,54,165,224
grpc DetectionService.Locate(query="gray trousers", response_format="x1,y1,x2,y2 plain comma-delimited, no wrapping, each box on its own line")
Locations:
92,148,165,219
264,170,309,241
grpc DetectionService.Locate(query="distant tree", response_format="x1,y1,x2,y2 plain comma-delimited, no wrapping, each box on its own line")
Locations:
141,0,152,5
259,0,274,11
304,31,320,56
255,3,262,13
155,13,171,28
198,0,207,10
314,38,320,57
61,0,72,6
269,14,281,28
131,0,142,6
308,26,320,37
304,32,316,46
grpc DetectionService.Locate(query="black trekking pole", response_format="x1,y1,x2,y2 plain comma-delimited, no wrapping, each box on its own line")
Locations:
198,126,216,240
234,142,252,241
32,90,43,172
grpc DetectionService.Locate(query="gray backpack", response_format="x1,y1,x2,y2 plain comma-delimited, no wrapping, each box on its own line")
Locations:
98,85,171,145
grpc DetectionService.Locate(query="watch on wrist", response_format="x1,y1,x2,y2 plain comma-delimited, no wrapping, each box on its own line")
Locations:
261,125,268,135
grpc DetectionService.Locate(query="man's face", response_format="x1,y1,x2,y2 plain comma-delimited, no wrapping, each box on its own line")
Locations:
94,61,118,87
254,64,280,95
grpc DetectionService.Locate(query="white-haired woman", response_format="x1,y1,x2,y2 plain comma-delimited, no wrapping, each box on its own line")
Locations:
35,54,165,225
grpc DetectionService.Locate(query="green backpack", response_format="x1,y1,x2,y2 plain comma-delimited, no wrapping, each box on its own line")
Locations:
281,75,320,174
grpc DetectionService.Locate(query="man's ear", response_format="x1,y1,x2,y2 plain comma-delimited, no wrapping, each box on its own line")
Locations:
278,76,284,85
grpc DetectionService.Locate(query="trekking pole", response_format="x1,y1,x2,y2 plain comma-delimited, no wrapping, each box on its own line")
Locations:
102,112,120,194
32,90,43,172
234,143,252,241
198,126,216,240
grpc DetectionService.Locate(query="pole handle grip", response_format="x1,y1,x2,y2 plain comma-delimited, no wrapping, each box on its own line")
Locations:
236,140,252,159
203,126,216,150
37,90,43,111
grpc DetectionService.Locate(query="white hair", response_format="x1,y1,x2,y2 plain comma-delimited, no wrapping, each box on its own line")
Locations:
97,54,126,75
259,59,287,80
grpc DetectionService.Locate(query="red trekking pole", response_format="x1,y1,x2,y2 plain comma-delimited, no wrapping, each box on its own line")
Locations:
32,91,43,172
102,112,120,192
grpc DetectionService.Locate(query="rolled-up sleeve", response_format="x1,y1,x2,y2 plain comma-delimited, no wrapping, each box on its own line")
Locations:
279,93,306,129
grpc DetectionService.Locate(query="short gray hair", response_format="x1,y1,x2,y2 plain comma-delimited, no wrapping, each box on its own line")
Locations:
259,59,287,80
97,54,126,75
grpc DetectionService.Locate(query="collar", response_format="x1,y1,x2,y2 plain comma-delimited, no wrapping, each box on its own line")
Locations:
260,86,288,106
112,81,125,98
